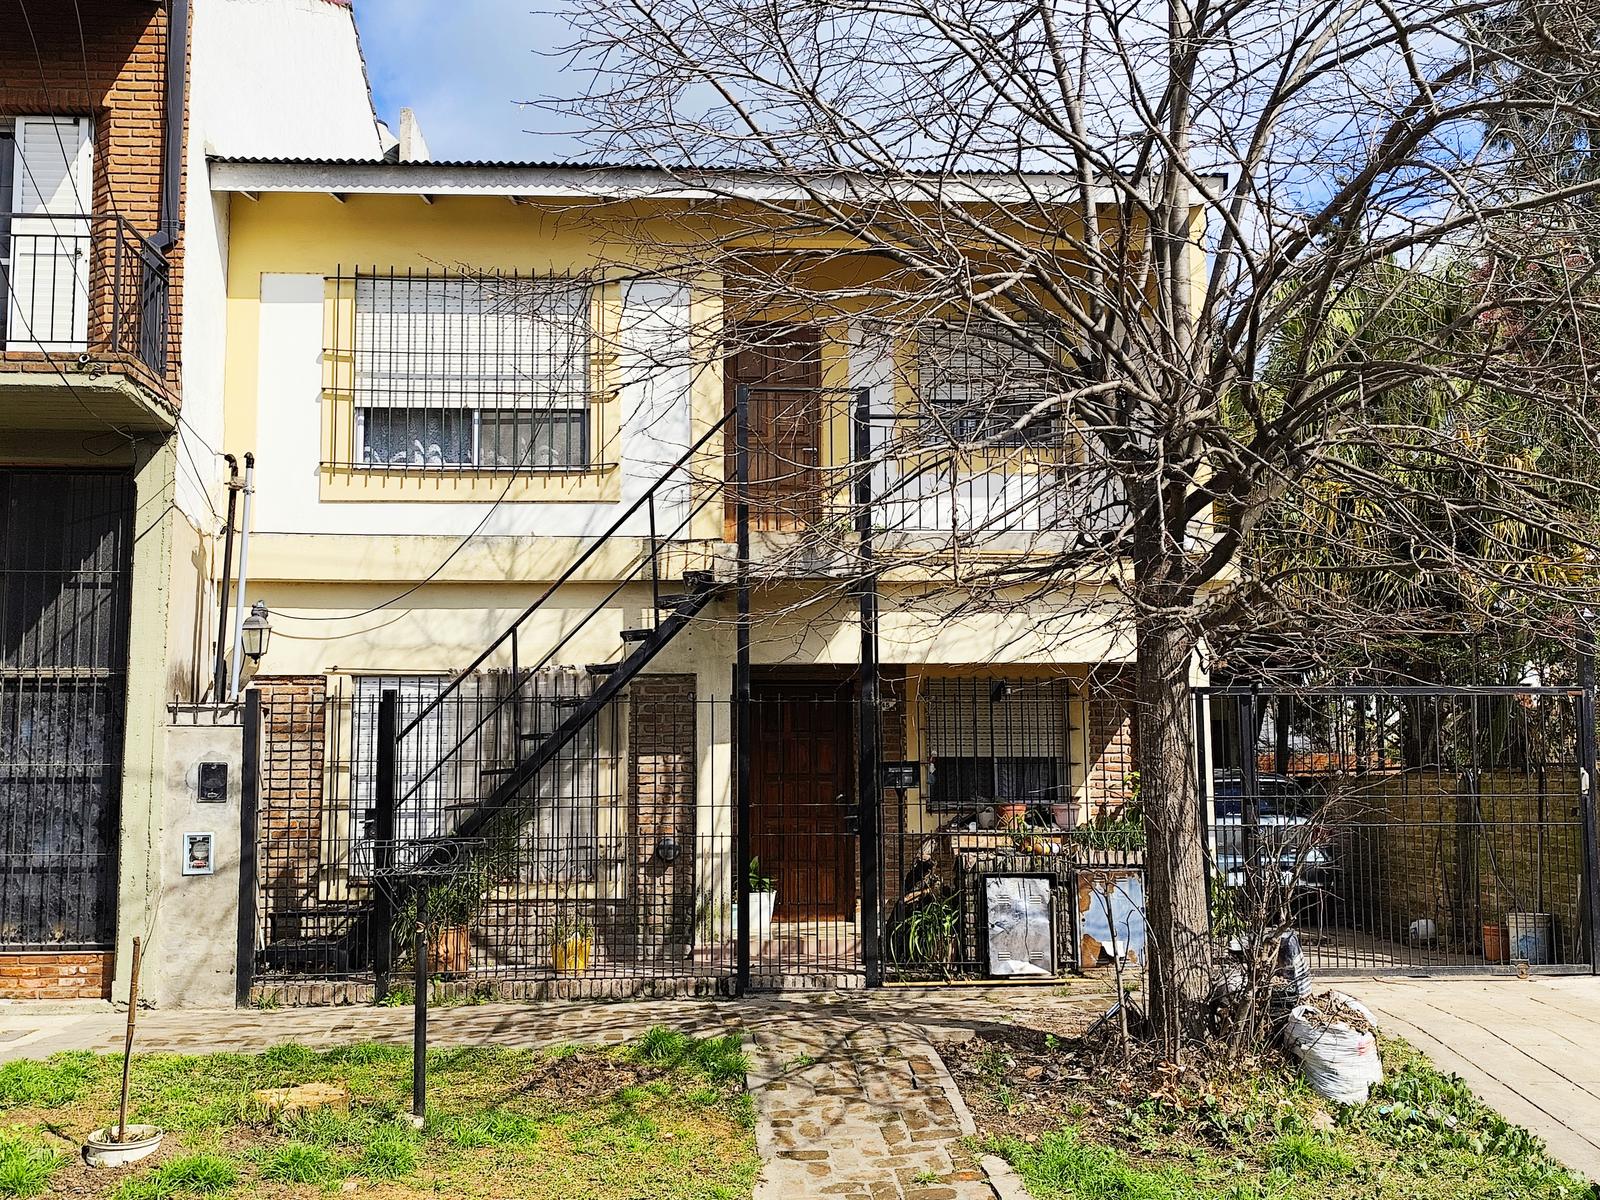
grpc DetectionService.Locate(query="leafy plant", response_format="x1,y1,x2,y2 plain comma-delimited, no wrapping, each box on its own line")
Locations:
354,1124,420,1179
115,1153,238,1200
748,857,775,893
897,895,961,975
551,913,594,945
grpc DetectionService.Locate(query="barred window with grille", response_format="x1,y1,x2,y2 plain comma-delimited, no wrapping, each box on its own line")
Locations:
344,272,593,471
922,677,1072,816
917,322,1062,447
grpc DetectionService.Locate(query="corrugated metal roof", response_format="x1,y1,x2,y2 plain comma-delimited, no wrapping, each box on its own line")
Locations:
208,155,1068,177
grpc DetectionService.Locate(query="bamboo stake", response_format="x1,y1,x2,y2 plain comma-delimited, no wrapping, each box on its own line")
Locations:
117,937,143,1143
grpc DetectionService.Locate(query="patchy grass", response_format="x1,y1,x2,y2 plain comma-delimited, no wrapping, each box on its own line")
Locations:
0,1031,758,1200
948,1028,1594,1200
0,1134,67,1198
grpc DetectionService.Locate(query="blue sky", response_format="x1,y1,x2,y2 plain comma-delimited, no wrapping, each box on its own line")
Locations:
352,0,588,161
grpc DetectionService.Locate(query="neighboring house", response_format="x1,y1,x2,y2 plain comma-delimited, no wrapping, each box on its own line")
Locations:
0,0,188,1002
0,0,387,1004
210,152,1151,998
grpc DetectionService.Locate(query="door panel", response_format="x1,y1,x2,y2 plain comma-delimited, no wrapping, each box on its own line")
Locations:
6,117,92,351
724,323,824,534
749,689,856,921
0,470,131,950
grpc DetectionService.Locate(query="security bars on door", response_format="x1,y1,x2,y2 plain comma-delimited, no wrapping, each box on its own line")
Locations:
323,269,602,474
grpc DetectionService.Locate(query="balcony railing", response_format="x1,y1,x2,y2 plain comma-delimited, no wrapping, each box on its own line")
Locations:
0,212,170,381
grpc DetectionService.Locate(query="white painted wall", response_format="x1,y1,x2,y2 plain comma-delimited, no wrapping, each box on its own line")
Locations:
252,273,696,538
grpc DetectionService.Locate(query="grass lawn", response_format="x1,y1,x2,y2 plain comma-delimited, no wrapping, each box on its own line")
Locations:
0,1026,758,1200
945,1029,1596,1200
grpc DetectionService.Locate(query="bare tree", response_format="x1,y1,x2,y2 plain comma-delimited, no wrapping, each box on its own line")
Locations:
543,0,1600,1053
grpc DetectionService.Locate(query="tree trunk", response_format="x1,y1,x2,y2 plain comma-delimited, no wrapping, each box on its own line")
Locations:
1135,615,1213,1059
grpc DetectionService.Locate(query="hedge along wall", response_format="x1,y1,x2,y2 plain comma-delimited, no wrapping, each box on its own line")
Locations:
1334,769,1588,963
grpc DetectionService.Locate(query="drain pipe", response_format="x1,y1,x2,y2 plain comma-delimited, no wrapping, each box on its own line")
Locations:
228,453,256,700
211,455,239,704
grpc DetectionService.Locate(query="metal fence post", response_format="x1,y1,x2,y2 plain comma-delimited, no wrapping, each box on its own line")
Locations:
734,385,752,997
372,689,399,998
1577,617,1600,974
235,688,261,1006
853,386,883,988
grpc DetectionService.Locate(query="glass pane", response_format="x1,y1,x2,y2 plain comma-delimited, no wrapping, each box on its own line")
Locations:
359,407,472,467
479,408,588,470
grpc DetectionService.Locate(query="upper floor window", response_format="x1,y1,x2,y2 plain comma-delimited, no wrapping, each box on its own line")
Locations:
350,272,592,470
917,322,1062,447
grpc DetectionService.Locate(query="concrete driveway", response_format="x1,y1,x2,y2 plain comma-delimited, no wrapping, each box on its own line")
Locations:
1340,974,1600,1182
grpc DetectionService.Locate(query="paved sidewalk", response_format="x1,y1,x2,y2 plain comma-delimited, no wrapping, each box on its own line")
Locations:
1339,974,1600,1182
0,984,1113,1198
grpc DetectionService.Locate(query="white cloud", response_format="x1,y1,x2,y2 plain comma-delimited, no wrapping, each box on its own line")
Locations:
352,0,590,161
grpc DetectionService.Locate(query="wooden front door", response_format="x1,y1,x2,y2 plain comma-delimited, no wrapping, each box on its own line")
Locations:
749,688,856,921
724,323,824,535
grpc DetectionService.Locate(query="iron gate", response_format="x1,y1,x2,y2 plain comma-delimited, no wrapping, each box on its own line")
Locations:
0,469,132,951
1199,685,1599,974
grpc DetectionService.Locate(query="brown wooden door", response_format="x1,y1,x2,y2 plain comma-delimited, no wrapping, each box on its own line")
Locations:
724,323,823,535
749,689,856,921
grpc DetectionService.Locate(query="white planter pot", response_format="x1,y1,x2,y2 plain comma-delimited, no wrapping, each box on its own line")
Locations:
84,1125,163,1168
748,891,776,941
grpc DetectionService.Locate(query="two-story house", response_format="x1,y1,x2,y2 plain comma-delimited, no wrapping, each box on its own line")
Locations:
210,153,1150,999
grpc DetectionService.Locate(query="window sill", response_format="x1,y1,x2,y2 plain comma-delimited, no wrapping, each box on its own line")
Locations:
317,463,621,503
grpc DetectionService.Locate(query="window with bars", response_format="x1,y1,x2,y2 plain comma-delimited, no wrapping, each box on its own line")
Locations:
922,678,1072,815
344,273,593,471
916,322,1063,447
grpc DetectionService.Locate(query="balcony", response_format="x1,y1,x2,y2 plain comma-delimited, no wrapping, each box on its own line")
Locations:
0,212,172,433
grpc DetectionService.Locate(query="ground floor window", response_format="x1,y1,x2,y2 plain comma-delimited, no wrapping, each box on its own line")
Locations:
921,677,1073,822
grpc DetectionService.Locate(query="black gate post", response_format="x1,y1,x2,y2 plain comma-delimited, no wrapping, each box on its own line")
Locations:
734,385,752,996
235,687,261,1006
853,386,883,988
1577,615,1600,974
372,689,399,999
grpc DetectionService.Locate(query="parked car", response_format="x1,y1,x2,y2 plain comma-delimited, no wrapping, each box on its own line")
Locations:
1211,771,1337,891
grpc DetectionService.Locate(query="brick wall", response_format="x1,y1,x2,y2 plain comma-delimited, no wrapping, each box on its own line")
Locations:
1084,666,1137,818
0,952,111,1000
254,676,329,939
629,675,698,952
0,0,184,397
1342,770,1587,961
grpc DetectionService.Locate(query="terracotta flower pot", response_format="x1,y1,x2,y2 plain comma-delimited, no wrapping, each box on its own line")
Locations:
997,801,1030,827
430,925,471,976
1482,923,1508,963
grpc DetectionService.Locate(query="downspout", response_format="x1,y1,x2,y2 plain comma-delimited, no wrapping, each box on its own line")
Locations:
211,453,239,703
155,0,189,250
228,452,255,700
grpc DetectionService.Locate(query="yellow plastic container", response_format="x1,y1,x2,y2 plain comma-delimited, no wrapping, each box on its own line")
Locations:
552,936,592,975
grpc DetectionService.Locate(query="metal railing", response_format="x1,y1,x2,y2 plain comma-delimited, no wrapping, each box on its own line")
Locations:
0,212,169,378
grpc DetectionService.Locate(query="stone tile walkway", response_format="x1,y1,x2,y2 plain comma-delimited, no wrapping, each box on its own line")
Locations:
1339,974,1600,1182
0,983,1115,1198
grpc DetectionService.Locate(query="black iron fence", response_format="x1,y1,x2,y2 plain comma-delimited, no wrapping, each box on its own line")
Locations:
1199,686,1599,974
241,673,1144,1001
0,212,169,378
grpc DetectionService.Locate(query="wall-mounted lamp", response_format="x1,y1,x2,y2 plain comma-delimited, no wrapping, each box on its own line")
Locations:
653,837,680,864
241,601,272,662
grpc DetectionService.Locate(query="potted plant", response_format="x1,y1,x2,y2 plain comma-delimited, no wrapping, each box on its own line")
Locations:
747,857,777,941
551,914,594,974
422,860,488,977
